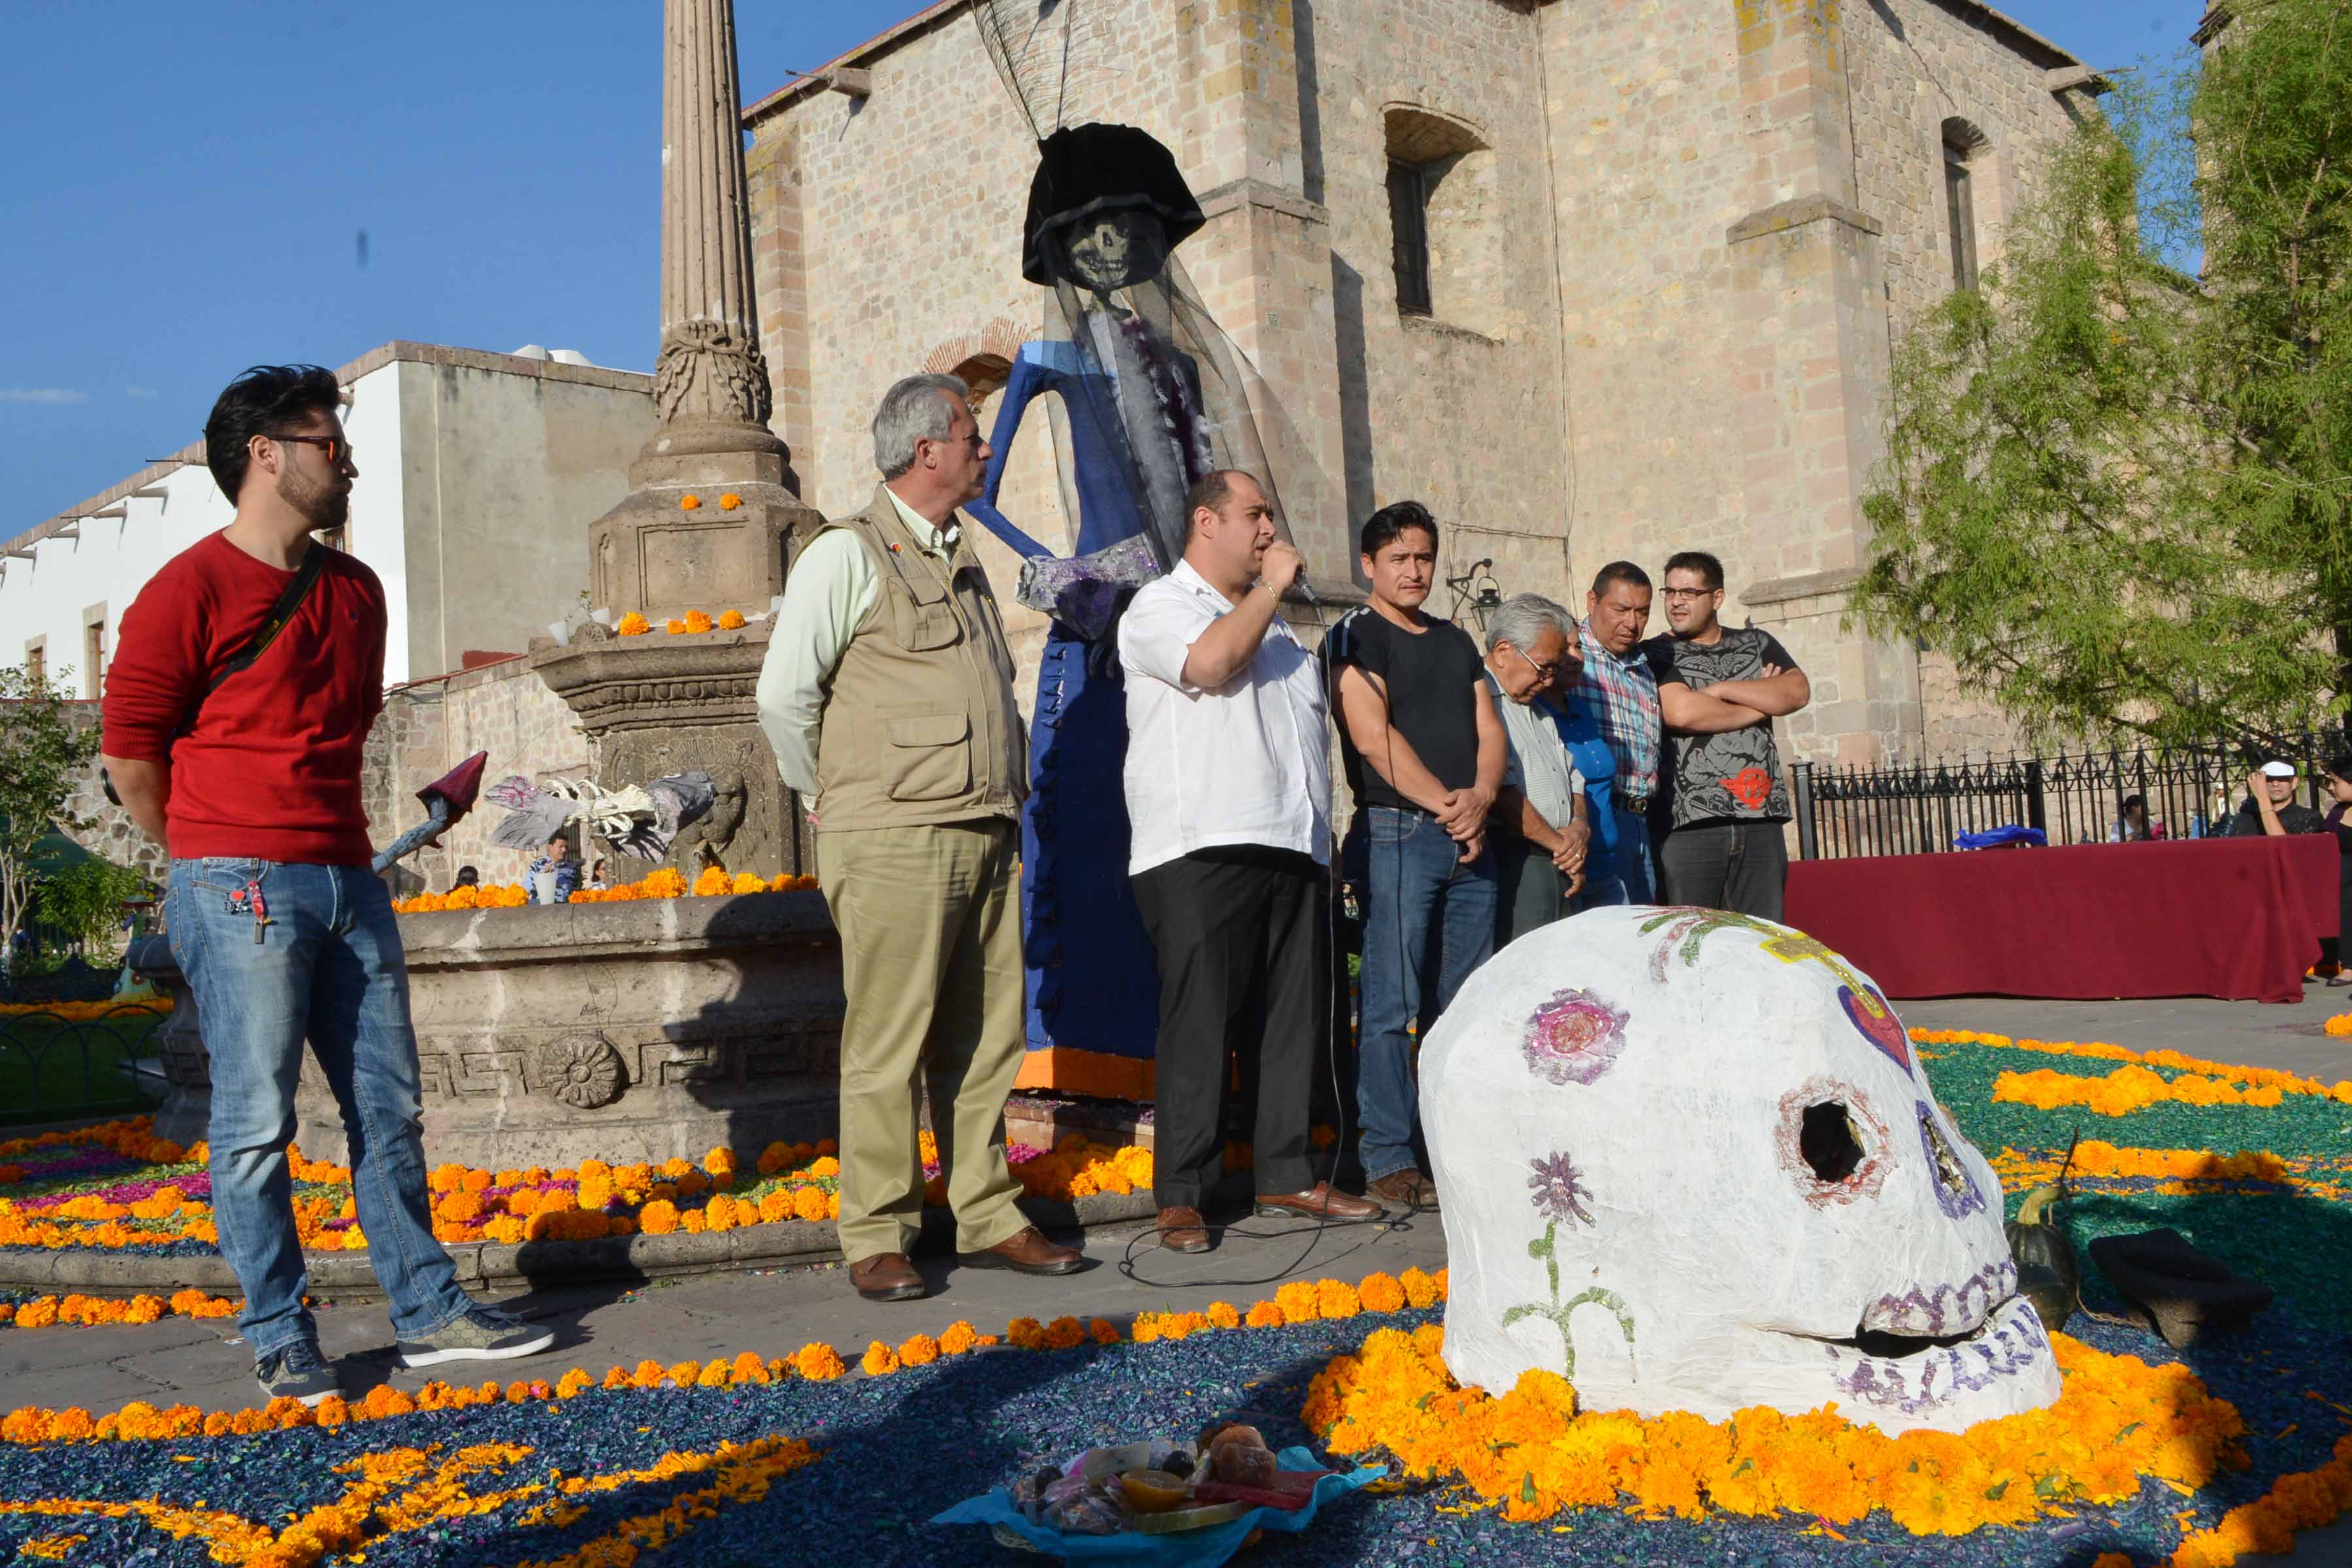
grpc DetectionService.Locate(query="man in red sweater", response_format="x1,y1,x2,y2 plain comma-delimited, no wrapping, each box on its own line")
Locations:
101,365,552,1405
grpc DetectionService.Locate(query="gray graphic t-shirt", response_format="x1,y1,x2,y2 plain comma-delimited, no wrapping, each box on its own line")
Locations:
1642,627,1797,826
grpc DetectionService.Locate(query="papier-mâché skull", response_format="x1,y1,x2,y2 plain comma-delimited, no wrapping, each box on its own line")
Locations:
1420,906,2060,1436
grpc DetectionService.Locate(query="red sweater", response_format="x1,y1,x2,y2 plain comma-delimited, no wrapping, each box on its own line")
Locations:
101,531,386,864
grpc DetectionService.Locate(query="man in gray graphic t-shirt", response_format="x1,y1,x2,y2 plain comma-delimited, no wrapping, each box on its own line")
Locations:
1641,550,1812,919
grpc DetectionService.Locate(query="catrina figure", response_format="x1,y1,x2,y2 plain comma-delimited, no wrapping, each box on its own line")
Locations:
964,122,1293,1066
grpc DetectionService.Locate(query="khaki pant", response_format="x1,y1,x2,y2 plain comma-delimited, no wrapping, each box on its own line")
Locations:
819,818,1028,1262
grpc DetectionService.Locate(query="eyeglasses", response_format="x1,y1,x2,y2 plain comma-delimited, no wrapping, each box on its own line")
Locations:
1661,587,1718,602
1508,644,1562,683
274,433,355,465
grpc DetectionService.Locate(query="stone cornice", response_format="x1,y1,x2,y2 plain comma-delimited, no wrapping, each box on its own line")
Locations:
1743,564,1865,608
1196,178,1331,229
531,630,776,734
1726,195,1885,247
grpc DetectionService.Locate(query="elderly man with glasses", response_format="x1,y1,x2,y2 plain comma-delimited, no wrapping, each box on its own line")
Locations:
757,372,1085,1302
1478,595,1593,944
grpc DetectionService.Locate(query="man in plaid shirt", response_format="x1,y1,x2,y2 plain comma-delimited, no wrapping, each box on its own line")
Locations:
1569,561,1754,905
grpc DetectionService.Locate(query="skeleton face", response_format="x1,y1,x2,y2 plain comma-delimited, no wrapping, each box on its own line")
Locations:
1057,208,1168,293
1420,906,2060,1436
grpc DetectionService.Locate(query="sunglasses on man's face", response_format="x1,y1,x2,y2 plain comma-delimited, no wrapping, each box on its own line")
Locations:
274,433,355,465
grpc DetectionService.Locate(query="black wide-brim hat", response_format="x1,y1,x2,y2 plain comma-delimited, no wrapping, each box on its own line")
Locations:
1021,122,1206,286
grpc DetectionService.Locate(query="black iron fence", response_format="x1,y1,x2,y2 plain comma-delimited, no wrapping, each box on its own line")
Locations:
0,1002,169,1125
1789,731,2345,860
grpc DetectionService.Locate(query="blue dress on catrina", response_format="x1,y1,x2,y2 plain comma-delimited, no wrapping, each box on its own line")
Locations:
961,123,1220,1077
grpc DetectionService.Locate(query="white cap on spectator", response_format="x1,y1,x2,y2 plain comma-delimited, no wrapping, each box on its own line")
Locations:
2258,760,2296,778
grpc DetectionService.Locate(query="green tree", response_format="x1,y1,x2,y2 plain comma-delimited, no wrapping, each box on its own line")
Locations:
0,665,101,957
1853,0,2351,751
33,855,154,960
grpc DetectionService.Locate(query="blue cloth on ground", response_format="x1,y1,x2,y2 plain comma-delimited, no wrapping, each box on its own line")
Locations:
930,1447,1381,1565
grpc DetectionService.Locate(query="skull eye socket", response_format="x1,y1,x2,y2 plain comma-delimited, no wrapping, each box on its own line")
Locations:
1799,1102,1865,1183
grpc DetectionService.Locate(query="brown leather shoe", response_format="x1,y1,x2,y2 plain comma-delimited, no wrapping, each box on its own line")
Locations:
849,1251,926,1302
1156,1205,1211,1253
1366,1170,1439,1211
1255,1183,1385,1221
960,1224,1085,1275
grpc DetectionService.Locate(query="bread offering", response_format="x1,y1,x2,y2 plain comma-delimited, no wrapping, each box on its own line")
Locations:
1004,1426,1340,1542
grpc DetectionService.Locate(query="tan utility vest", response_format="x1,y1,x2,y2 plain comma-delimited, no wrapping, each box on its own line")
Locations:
811,484,1027,832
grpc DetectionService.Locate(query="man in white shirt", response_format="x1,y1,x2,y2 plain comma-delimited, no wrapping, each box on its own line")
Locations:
1119,470,1386,1253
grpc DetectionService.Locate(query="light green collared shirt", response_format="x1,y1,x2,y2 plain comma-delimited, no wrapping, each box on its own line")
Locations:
753,489,965,798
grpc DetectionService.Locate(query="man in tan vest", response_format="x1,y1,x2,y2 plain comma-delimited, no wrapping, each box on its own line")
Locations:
756,373,1085,1301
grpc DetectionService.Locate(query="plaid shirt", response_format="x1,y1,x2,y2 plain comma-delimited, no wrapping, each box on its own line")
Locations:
1575,621,1660,801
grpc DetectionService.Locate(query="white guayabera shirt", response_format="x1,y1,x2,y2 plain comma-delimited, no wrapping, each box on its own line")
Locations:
1117,559,1333,876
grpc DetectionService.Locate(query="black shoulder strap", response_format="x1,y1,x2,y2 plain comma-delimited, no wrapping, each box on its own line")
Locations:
180,544,331,732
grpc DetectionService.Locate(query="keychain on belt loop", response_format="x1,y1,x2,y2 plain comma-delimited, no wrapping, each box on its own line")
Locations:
246,877,273,943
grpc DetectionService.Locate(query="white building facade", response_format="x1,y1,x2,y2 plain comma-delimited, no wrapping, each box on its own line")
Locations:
2,342,654,694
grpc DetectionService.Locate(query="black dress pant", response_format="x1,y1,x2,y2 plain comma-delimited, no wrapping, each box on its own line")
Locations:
1132,845,1325,1209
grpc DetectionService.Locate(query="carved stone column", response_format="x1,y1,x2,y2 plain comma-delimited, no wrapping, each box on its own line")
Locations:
586,0,825,624
550,0,825,876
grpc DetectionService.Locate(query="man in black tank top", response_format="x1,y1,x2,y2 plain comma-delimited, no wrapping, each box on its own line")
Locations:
1326,502,1504,1212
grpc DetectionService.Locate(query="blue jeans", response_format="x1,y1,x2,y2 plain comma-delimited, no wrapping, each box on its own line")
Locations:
165,858,471,1356
1354,808,1496,1182
1571,802,1659,909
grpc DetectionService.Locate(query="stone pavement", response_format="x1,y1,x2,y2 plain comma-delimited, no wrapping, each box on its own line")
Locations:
6,990,2350,1560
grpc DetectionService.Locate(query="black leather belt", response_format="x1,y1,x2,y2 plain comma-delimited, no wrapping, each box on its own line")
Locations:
1617,794,1652,817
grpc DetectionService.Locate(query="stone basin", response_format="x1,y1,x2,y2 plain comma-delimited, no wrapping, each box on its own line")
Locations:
133,890,845,1170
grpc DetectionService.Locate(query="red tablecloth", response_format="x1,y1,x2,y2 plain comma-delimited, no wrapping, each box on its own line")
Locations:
1784,835,2340,1003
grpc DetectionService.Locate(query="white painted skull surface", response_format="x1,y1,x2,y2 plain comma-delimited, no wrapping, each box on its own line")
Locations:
1420,905,2060,1435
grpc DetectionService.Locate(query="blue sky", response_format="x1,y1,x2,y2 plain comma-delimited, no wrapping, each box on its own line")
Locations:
0,0,2203,523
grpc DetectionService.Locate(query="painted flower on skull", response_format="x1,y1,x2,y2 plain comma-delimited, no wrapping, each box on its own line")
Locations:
1522,988,1629,1086
1527,1151,1595,1227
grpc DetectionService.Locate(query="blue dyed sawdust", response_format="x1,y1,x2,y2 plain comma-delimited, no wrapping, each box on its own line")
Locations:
0,1289,2345,1567
2,1032,2349,1563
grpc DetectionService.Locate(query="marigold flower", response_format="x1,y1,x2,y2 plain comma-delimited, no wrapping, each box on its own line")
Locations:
939,1321,979,1356
793,1341,847,1380
683,610,715,634
1245,1300,1285,1329
898,1333,940,1367
1043,1316,1086,1350
1089,1318,1120,1345
1206,1301,1241,1330
639,1200,679,1235
665,617,687,634
1275,1281,1322,1323
731,1351,770,1384
719,492,742,510
679,493,702,510
1359,1272,1407,1314
693,866,731,896
791,1184,828,1223
718,609,747,629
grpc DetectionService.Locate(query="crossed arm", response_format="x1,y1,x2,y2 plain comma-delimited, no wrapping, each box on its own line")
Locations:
1657,662,1812,733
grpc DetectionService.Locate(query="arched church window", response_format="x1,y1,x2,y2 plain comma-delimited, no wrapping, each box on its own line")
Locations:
1942,118,1989,293
1383,107,1501,336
